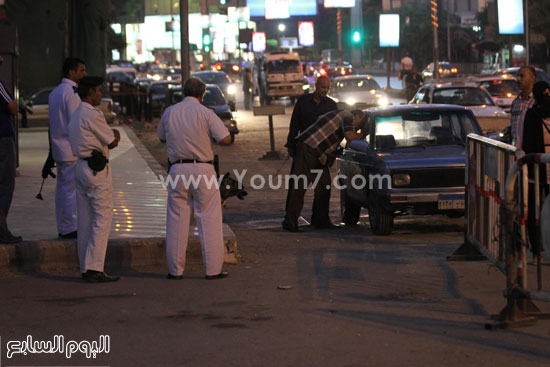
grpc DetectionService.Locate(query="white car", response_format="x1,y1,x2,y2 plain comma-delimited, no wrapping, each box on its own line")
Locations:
475,74,518,112
329,75,390,109
409,82,507,118
23,86,116,127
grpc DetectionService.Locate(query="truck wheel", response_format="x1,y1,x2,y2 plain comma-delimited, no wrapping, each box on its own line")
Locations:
368,192,393,235
340,189,361,225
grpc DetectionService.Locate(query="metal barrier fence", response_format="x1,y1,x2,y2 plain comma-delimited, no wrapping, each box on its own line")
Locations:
459,134,550,328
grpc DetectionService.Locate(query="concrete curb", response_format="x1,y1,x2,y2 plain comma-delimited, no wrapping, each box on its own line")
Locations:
0,224,237,275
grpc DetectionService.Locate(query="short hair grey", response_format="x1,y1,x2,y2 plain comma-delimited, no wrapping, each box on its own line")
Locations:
183,78,206,98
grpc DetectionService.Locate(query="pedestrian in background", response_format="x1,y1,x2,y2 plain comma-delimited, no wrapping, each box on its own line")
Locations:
509,65,536,148
158,78,231,280
283,110,368,233
399,52,413,81
284,75,337,231
242,67,253,110
0,55,21,244
68,76,120,283
49,57,87,239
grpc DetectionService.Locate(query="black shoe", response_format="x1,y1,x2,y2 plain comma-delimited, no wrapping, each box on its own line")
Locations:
205,272,229,280
282,221,304,233
166,273,183,280
59,231,77,239
0,234,22,244
313,222,340,229
82,270,120,283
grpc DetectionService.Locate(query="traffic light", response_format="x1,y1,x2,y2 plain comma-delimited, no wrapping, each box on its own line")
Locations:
202,31,211,52
220,0,226,4
352,30,361,44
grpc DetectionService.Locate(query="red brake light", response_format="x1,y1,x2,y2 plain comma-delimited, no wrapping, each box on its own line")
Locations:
340,69,346,75
232,65,240,72
451,68,458,73
439,68,443,73
319,68,327,76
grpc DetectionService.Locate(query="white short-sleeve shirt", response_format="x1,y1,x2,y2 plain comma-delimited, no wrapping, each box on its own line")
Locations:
49,78,81,162
157,96,229,163
68,102,115,159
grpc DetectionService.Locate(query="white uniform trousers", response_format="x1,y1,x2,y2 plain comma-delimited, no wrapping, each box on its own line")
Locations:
75,160,113,273
55,161,78,235
166,163,224,276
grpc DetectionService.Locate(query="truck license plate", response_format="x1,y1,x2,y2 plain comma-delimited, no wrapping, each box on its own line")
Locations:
438,199,465,210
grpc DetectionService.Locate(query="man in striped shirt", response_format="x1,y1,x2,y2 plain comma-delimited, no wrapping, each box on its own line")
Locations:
282,109,367,232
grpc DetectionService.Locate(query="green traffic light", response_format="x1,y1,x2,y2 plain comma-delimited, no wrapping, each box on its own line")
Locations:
352,31,361,43
203,34,211,46
220,0,226,4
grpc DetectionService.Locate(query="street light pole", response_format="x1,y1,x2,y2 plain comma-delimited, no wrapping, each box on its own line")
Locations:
525,0,530,65
180,0,190,81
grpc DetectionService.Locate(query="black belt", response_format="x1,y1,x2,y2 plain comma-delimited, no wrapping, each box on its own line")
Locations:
171,159,213,165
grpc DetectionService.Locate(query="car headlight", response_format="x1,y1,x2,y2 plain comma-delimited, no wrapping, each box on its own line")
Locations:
167,76,172,81
345,98,356,105
227,85,236,95
377,97,389,106
302,84,310,90
152,74,162,81
392,174,410,186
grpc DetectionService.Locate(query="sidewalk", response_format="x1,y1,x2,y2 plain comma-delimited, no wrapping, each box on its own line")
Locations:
0,125,237,274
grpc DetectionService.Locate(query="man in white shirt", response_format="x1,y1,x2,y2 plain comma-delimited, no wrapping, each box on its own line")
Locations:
158,78,231,280
68,76,120,283
48,58,87,239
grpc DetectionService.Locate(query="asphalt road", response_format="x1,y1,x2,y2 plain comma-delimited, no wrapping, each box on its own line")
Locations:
2,86,550,366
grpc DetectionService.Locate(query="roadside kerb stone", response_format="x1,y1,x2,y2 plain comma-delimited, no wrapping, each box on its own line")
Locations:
0,223,237,275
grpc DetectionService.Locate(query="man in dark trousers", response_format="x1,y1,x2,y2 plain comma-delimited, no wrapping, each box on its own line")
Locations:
283,110,367,232
284,75,337,230
0,55,21,243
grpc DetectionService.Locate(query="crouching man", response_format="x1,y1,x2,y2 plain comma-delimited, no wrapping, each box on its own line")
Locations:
68,76,121,282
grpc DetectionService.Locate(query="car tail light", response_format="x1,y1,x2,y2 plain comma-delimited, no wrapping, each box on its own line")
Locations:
340,69,346,75
232,65,240,72
216,64,221,70
451,68,458,73
319,68,327,76
438,68,443,73
348,68,352,73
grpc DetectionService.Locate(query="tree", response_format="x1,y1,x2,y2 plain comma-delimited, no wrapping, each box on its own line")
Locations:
529,0,550,60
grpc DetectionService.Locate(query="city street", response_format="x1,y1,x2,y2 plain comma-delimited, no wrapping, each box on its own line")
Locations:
2,87,550,366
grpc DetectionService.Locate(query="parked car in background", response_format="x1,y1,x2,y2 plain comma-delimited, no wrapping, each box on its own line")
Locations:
491,66,550,83
329,75,390,109
192,71,236,111
324,64,355,79
165,84,238,144
107,66,137,84
147,80,180,116
409,82,507,118
23,86,116,127
422,61,458,80
213,61,241,77
475,74,518,112
338,105,482,235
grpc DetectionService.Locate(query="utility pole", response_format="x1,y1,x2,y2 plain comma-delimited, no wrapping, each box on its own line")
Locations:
431,0,439,80
525,0,530,65
447,0,452,61
337,9,343,65
180,0,190,81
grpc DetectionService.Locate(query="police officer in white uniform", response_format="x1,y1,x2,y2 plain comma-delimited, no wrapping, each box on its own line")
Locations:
49,58,87,238
158,78,231,280
68,76,121,283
